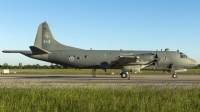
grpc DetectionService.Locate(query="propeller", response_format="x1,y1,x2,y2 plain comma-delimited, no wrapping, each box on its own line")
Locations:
153,50,160,70
145,50,160,71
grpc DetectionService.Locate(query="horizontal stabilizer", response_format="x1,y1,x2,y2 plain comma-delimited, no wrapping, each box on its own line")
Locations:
29,46,51,55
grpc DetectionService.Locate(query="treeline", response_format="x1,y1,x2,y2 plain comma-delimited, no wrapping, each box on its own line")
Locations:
194,64,200,69
0,63,72,69
195,64,200,69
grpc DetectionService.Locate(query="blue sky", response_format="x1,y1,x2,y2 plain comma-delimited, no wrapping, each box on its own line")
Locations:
0,0,200,65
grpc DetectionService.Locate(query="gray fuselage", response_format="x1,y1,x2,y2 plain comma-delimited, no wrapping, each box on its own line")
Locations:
28,50,197,71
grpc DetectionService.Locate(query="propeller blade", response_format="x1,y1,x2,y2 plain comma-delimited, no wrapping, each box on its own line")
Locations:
147,51,160,70
152,50,160,70
168,63,173,70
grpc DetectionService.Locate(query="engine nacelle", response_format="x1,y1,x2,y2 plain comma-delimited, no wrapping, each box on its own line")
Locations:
122,66,141,72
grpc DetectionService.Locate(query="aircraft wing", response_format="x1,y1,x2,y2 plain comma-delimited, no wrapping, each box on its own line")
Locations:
107,53,154,68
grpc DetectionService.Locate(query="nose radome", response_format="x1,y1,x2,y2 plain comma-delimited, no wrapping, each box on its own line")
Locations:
195,61,198,66
193,60,198,67
189,59,198,68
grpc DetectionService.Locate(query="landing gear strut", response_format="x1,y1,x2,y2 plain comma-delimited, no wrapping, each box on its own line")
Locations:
120,71,128,78
92,69,96,77
172,73,178,78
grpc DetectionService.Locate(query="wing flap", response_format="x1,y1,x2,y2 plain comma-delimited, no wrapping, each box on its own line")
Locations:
107,56,138,68
107,53,154,68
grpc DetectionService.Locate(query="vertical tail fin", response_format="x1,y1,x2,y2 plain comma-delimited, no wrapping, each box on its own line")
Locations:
34,22,82,51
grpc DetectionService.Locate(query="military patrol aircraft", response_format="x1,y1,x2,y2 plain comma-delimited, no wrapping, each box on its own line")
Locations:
2,22,198,78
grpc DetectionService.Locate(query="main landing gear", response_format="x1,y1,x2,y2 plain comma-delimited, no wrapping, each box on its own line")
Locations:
92,69,96,77
172,73,178,78
120,71,128,78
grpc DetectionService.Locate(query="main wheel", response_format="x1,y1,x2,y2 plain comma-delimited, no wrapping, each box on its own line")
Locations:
121,73,128,78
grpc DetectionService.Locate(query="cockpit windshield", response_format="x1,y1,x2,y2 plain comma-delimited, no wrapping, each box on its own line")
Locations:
180,52,188,58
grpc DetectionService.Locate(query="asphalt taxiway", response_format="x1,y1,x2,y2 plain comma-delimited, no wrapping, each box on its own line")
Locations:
0,74,199,88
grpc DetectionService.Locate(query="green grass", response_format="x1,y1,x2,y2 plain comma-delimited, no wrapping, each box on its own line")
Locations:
0,69,200,75
0,86,200,112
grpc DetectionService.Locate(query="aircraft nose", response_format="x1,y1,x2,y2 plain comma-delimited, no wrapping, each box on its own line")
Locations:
195,61,198,67
189,59,198,68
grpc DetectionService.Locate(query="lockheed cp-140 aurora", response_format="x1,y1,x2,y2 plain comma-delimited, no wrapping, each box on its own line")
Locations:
3,22,198,78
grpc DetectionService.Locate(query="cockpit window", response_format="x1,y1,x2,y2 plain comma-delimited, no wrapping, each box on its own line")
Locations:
180,52,188,58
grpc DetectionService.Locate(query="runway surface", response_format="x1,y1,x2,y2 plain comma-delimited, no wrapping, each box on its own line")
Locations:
0,74,199,88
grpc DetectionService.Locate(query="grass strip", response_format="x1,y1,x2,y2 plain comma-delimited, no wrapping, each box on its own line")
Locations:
0,86,199,112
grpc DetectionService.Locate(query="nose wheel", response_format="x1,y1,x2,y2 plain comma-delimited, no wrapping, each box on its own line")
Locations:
172,73,178,78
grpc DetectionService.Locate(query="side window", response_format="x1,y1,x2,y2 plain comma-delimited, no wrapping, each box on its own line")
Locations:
180,53,187,58
180,53,184,58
